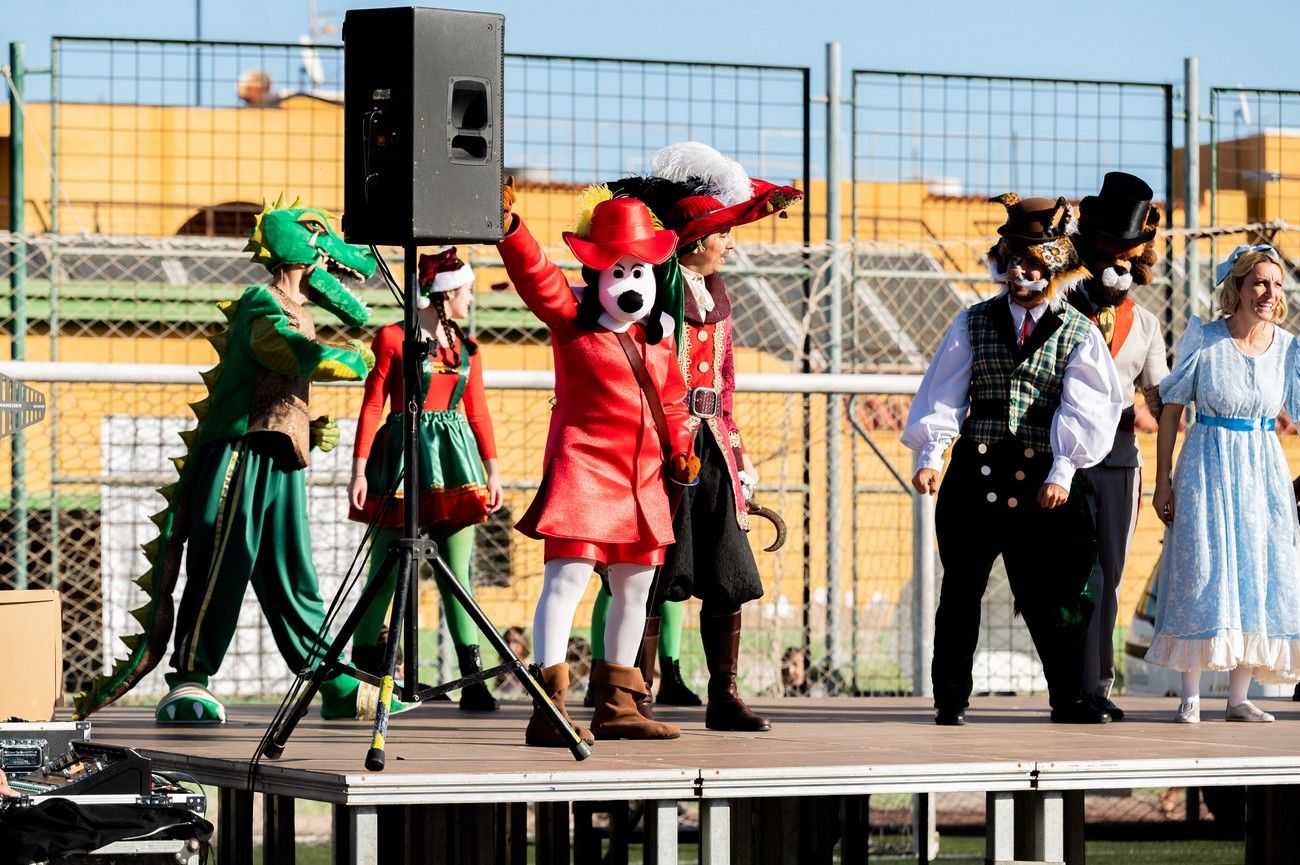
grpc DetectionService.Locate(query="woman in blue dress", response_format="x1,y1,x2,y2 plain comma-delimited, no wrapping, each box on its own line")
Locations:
1149,245,1300,723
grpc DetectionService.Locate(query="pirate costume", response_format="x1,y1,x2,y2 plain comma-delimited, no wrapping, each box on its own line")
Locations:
903,194,1123,725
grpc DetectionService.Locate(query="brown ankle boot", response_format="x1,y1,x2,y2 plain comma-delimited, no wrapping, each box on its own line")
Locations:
524,663,594,747
589,661,680,740
636,615,661,720
702,611,771,732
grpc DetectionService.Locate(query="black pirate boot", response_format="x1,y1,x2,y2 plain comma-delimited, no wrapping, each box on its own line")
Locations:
635,615,661,719
456,645,500,712
656,654,702,706
701,610,771,732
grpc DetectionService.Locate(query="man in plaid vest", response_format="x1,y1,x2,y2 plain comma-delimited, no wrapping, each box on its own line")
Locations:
903,194,1124,726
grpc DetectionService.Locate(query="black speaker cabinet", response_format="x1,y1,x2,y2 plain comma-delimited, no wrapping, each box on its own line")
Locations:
343,6,504,245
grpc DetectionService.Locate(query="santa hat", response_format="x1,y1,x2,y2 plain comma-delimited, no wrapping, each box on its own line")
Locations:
416,247,474,309
649,141,803,247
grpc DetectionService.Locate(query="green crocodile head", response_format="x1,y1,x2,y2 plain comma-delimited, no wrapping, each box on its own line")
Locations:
246,195,376,326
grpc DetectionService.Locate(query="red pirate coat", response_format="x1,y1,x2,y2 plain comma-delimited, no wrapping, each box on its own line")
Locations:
498,216,694,547
680,270,750,530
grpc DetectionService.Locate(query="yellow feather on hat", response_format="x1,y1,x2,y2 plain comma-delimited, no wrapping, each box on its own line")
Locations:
573,184,614,238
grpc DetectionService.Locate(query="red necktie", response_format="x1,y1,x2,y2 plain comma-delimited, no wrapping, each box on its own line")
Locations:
1018,311,1033,347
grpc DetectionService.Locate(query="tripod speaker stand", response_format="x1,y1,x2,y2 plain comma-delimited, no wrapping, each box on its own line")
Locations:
259,243,591,766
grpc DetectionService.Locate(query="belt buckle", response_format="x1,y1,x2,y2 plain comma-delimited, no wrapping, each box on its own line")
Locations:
689,387,719,419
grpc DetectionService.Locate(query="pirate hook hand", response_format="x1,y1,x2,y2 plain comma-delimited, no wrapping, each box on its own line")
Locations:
738,469,758,504
911,467,939,496
310,415,340,453
668,453,701,487
347,338,376,373
1037,482,1069,509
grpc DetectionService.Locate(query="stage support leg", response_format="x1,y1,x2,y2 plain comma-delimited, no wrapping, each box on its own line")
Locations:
986,791,1015,864
1062,791,1085,865
263,793,296,865
700,799,731,865
643,799,679,865
497,802,527,865
729,797,755,862
841,794,870,864
1014,791,1064,863
1246,785,1300,865
334,804,379,865
217,787,253,865
536,801,571,865
913,792,936,862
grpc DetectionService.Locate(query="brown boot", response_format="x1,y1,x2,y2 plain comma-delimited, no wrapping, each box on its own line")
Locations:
524,663,594,748
702,611,771,732
589,661,680,740
635,615,661,720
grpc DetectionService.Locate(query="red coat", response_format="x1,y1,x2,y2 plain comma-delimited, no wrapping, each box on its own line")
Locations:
498,217,694,547
679,310,749,531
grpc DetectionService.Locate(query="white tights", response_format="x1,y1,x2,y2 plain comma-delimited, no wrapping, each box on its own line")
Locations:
531,558,656,667
1179,666,1255,705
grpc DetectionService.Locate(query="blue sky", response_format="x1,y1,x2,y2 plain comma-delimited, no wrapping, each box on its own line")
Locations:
5,0,1299,94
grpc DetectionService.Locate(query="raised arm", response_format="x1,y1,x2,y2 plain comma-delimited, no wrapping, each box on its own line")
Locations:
496,214,579,327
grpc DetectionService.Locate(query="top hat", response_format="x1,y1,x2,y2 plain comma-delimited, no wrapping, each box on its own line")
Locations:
562,198,679,271
991,194,1072,242
1079,172,1158,244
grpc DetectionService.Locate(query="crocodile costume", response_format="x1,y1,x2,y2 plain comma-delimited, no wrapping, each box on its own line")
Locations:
75,197,405,725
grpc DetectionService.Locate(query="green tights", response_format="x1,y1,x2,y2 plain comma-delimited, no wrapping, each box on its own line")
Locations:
356,525,480,651
589,587,684,662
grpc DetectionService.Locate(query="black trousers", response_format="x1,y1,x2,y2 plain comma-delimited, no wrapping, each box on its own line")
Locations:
931,437,1098,713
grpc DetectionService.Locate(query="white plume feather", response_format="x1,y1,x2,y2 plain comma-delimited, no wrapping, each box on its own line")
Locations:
650,141,751,206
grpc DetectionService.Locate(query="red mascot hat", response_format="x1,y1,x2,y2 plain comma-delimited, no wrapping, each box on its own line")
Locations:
562,198,678,271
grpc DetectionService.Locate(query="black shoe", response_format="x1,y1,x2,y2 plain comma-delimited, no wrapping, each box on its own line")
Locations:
1051,700,1111,724
1098,697,1125,721
1292,683,1300,703
656,658,703,706
934,708,967,726
456,646,500,712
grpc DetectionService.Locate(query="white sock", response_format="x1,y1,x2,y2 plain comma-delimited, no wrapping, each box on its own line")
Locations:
532,558,594,666
1180,670,1200,703
1228,666,1253,706
602,563,656,667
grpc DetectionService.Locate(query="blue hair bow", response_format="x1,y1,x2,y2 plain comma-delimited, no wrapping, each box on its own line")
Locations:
1215,243,1279,285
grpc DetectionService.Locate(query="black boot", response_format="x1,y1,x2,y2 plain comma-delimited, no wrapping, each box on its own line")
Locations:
656,657,702,706
636,615,661,720
456,645,499,712
702,611,771,732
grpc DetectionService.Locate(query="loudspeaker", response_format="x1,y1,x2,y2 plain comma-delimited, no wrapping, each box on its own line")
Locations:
343,7,504,245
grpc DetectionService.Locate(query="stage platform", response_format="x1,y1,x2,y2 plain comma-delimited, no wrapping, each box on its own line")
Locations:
84,695,1300,865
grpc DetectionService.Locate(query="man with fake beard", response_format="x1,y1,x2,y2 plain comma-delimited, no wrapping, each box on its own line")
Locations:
903,194,1123,726
1067,172,1168,721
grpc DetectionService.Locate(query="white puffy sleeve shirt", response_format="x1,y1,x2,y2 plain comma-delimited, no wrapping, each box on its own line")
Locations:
901,299,1124,489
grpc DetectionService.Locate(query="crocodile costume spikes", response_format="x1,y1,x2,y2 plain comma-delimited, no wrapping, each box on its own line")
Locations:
73,197,377,719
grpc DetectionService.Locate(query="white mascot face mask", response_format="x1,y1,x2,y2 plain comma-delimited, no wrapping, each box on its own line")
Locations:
597,254,657,325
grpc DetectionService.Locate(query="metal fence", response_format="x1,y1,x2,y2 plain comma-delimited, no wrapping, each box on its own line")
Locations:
9,37,1300,718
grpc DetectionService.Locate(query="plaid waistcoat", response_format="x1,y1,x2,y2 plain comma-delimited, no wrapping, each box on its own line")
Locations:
962,297,1092,453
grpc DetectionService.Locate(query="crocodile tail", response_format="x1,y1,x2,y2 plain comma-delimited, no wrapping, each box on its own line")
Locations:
73,337,232,718
72,467,191,718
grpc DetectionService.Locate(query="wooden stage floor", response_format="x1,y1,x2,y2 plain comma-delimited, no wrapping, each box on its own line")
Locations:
82,695,1300,864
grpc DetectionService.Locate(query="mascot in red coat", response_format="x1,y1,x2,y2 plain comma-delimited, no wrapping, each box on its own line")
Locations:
497,187,698,746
